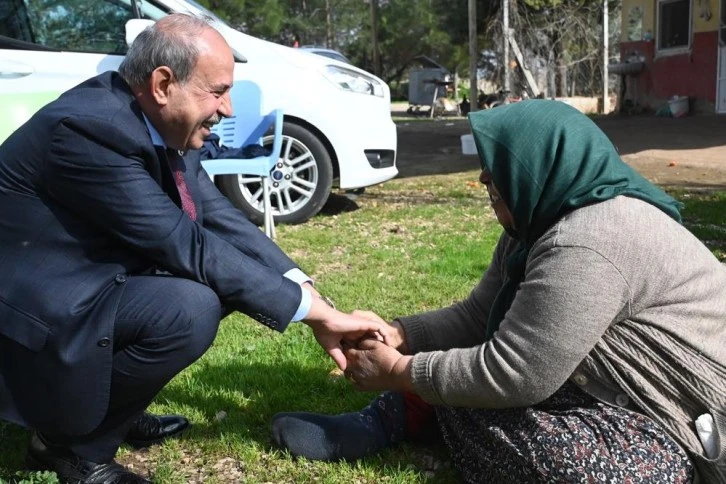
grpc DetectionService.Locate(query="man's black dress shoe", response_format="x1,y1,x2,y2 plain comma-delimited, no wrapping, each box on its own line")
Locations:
26,433,150,484
124,412,190,449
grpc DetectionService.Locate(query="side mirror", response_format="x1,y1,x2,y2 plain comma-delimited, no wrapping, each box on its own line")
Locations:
125,19,155,47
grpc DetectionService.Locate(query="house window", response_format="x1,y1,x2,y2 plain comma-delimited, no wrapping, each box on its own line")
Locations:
657,0,691,51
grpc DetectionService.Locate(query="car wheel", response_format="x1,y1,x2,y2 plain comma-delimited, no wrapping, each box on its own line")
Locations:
217,122,334,225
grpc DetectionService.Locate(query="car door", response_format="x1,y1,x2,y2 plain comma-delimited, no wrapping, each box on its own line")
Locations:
0,0,139,142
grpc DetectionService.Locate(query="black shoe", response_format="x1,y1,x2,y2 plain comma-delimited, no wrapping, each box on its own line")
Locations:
123,412,189,449
26,433,150,484
271,391,407,461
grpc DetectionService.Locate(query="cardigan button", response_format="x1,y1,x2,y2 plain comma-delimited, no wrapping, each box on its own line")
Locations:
114,274,127,284
97,337,111,348
615,393,630,407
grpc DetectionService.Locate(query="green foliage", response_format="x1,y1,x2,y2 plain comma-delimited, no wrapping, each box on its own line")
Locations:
201,0,286,40
523,0,564,9
0,471,60,484
333,0,453,83
433,0,498,47
196,0,502,85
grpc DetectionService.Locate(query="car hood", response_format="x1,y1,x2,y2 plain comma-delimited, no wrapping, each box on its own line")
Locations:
214,22,380,80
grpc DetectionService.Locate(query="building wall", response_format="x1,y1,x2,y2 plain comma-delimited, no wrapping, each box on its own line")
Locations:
618,0,720,110
621,0,718,41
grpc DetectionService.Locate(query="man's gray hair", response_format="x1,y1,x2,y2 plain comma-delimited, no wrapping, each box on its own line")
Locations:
118,14,213,87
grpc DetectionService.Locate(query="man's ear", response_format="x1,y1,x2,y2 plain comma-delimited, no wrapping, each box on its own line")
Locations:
149,66,174,106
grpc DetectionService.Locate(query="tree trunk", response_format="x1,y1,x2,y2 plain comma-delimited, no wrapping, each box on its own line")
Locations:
503,0,510,92
370,0,380,76
553,31,566,97
469,0,477,111
601,0,609,113
325,0,333,48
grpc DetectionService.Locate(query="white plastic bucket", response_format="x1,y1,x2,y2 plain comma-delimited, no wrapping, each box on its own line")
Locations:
461,134,476,155
669,96,689,118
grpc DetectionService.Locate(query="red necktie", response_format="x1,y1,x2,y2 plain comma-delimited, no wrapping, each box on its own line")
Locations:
166,148,197,221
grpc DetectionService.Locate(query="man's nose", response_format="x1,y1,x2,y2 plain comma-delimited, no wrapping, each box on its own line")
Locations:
219,91,233,118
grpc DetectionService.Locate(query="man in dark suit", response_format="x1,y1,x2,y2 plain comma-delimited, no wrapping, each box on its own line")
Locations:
0,14,387,483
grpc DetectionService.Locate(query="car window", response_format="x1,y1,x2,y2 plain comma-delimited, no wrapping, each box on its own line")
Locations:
1,0,135,54
0,0,33,42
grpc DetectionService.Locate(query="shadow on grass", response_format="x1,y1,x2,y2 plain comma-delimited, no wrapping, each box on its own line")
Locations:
320,192,360,216
0,360,456,482
155,359,456,481
0,419,30,479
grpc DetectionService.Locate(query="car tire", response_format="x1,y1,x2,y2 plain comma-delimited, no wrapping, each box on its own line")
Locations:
217,122,333,225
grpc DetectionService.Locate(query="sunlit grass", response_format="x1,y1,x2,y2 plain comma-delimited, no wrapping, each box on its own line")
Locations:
668,188,726,262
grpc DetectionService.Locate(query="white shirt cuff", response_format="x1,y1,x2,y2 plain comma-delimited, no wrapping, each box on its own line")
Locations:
284,268,312,286
284,269,313,322
291,288,312,322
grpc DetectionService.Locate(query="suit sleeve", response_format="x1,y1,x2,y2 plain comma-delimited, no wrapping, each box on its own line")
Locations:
188,150,300,276
43,118,301,330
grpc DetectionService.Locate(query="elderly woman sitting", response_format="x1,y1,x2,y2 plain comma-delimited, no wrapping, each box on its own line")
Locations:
271,100,726,483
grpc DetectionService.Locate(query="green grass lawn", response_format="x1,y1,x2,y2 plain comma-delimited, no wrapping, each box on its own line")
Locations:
1,171,724,483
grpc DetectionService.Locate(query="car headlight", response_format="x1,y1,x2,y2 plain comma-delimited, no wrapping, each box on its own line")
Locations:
323,65,384,97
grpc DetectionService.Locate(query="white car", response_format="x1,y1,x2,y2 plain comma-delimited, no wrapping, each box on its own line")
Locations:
0,0,397,224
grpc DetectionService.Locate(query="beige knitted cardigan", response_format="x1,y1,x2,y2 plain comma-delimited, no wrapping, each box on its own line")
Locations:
398,197,726,482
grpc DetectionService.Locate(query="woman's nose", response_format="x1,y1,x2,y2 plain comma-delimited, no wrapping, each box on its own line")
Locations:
479,170,491,185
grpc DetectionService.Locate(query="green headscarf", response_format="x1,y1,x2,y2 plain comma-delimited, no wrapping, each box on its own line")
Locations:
468,100,682,339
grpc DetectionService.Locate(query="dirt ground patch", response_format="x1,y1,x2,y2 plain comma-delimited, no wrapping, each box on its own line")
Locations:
394,112,726,190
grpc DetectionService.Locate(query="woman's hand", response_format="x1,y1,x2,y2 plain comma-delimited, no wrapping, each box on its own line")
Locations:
342,338,414,392
351,310,409,353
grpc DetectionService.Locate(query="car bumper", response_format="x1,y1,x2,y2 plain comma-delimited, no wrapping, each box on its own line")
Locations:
293,87,398,190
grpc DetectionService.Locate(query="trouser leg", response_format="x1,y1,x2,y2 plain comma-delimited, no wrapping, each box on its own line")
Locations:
47,276,222,462
436,382,694,483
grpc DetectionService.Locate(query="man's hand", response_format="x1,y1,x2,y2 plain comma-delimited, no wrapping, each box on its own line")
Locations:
342,338,414,392
302,297,388,371
351,310,409,353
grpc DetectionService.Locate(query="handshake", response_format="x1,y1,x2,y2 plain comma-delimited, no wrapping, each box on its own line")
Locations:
340,332,414,393
301,292,414,393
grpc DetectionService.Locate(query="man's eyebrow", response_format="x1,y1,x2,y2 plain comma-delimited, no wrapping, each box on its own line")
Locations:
211,83,232,92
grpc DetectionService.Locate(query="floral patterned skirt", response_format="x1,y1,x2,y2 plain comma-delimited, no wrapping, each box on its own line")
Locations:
435,382,693,483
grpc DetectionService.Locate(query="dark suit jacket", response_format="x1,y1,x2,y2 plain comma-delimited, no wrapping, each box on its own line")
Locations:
0,72,302,436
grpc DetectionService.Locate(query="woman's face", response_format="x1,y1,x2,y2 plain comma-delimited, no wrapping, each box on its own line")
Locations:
479,169,517,236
